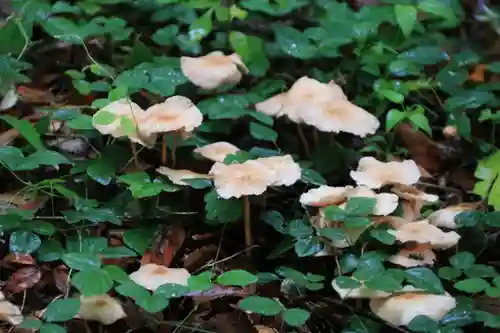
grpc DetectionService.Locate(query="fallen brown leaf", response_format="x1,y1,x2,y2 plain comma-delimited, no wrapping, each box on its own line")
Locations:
4,266,42,294
2,253,36,266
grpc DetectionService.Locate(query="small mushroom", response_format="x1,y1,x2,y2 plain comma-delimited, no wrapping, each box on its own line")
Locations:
0,291,22,325
388,220,461,250
300,186,353,207
180,51,248,90
350,157,421,189
193,141,240,162
142,96,203,166
427,202,481,229
391,184,439,221
369,291,456,327
77,295,126,325
156,166,210,186
255,155,301,186
129,263,191,291
388,244,436,267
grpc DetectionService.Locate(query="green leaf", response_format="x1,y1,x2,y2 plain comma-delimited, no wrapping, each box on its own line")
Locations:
345,197,376,216
454,211,483,228
155,283,190,298
418,1,458,22
439,267,462,281
294,236,322,257
62,252,102,271
322,206,346,221
19,318,43,330
43,298,81,322
409,113,432,136
217,269,258,287
450,252,476,270
0,115,44,150
92,110,116,126
405,267,444,294
229,31,269,76
273,24,317,59
71,269,113,296
464,264,498,278
136,294,170,313
36,239,65,262
394,5,417,37
407,315,439,333
398,46,449,65
370,229,396,245
378,89,404,103
188,9,213,41
188,272,214,292
454,278,490,293
204,189,243,223
152,25,179,45
40,323,67,333
123,227,157,255
283,308,310,327
474,151,500,210
238,296,284,315
385,109,406,132
9,230,41,254
334,276,361,289
318,227,347,242
249,122,278,142
286,219,313,237
115,281,150,300
343,217,371,228
300,168,327,186
102,265,130,283
365,273,403,292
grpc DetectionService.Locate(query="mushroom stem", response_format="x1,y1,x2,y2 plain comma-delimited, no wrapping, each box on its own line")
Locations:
171,132,178,168
130,141,139,168
313,128,319,147
296,123,311,158
243,195,252,254
161,134,168,165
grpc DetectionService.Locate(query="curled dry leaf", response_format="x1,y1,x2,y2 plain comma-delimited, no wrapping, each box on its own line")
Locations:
350,157,421,189
78,295,126,325
129,263,191,291
4,266,42,294
2,253,36,266
180,51,248,90
369,291,456,327
194,141,240,162
156,166,210,186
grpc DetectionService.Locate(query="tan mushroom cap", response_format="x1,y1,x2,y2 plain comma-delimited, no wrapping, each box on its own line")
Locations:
255,155,301,186
300,186,353,207
350,157,421,189
427,202,481,229
78,295,126,325
156,166,210,186
332,279,391,299
369,291,456,327
0,291,22,325
255,76,347,123
339,186,399,216
193,141,240,162
388,220,461,250
255,325,278,333
392,184,439,221
302,99,380,137
180,51,248,90
388,244,436,267
92,99,157,148
141,96,203,134
209,160,277,199
129,263,191,291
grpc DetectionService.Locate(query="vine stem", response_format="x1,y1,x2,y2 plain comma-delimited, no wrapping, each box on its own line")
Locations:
244,196,252,257
161,133,168,165
296,123,311,157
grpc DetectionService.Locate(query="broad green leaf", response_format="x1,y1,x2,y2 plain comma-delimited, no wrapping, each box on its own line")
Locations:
188,271,214,292
0,115,44,150
102,265,130,283
36,239,65,262
43,298,81,322
300,168,327,186
370,229,395,245
407,315,439,333
418,1,458,22
398,46,449,65
123,227,157,255
294,236,322,257
152,25,179,45
249,122,278,142
473,151,500,210
365,273,403,292
229,31,269,76
454,211,483,228
19,318,43,330
188,9,213,41
450,252,476,270
286,219,313,238
115,281,150,300
283,308,310,327
239,296,284,315
204,189,243,223
394,5,417,37
101,246,137,258
62,252,102,271
322,206,346,221
345,197,376,216
318,227,347,242
439,267,462,281
334,276,361,289
272,24,317,59
9,231,41,254
454,278,489,293
385,109,406,132
217,269,258,287
464,264,498,278
405,267,444,294
40,324,66,333
71,269,113,296
409,113,432,136
136,294,170,313
155,283,190,298
92,110,116,126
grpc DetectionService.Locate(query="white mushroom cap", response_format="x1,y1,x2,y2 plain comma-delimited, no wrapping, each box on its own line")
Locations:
129,264,191,291
332,280,391,299
77,295,126,325
0,291,22,325
350,157,421,189
92,99,157,148
392,184,439,221
255,76,347,123
388,245,436,267
142,96,203,134
180,51,248,90
388,220,461,250
156,166,210,186
369,292,456,327
302,99,380,137
427,203,480,229
299,186,353,207
209,160,277,199
340,186,399,216
193,141,240,162
255,155,301,186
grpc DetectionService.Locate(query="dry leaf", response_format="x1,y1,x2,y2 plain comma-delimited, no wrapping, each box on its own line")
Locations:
4,266,42,294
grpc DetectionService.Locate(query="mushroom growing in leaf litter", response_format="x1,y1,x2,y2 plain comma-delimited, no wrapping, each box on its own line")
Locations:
77,295,126,325
350,157,421,189
129,263,191,291
193,141,241,162
156,166,210,186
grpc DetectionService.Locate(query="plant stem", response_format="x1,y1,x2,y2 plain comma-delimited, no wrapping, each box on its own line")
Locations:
161,133,168,165
172,132,178,168
243,196,252,255
296,123,311,158
130,140,139,168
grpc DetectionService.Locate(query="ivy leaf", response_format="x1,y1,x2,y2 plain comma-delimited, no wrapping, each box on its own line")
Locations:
43,298,81,322
345,197,376,216
239,296,284,315
394,5,417,37
204,189,243,223
283,308,310,327
9,231,41,254
217,270,258,287
71,269,113,296
449,252,476,270
405,267,444,294
249,122,278,142
454,278,490,293
62,253,102,271
272,24,317,59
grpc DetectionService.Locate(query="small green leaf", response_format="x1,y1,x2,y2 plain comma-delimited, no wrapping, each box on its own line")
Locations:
454,278,490,293
40,323,67,333
322,206,346,221
318,227,347,241
123,227,157,255
409,113,432,136
9,230,41,254
188,272,214,292
249,122,278,142
62,252,102,271
344,217,371,228
300,168,326,185
407,315,439,333
188,9,213,41
152,25,179,45
283,308,310,327
71,269,113,296
217,269,258,287
439,267,462,281
136,294,170,313
405,267,444,294
345,197,376,216
43,298,81,322
155,283,190,298
0,115,44,150
365,273,403,292
334,276,361,289
286,219,313,237
450,252,476,270
92,110,116,126
394,5,417,37
385,109,406,132
19,318,43,329
102,265,130,283
37,239,65,262
239,296,284,316
370,229,396,245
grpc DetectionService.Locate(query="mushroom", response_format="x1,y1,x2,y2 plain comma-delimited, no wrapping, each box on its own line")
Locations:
156,166,210,186
77,295,126,325
129,263,191,291
0,291,22,325
388,243,436,267
427,202,481,229
350,157,421,189
255,155,301,186
391,184,439,221
300,186,353,207
339,186,399,216
180,51,248,90
255,325,278,333
388,220,461,250
193,141,240,162
369,291,456,327
209,160,277,250
141,96,203,166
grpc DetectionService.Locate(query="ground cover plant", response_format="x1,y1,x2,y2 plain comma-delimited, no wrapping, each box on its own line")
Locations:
2,0,500,332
